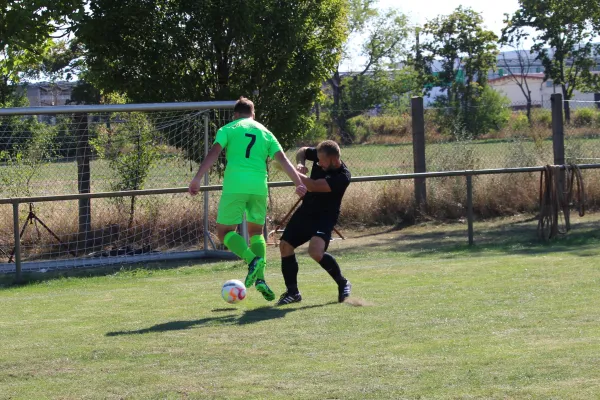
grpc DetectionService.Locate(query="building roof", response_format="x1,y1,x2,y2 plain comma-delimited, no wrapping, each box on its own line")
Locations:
488,73,546,84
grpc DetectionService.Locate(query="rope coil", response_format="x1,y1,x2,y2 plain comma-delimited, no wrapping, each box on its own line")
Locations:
537,164,585,241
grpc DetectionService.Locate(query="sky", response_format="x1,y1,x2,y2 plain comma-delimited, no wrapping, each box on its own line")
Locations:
340,0,523,71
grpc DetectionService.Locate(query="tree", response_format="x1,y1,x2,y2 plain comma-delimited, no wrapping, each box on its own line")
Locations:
336,67,417,118
420,7,499,136
0,0,84,104
499,27,535,123
0,120,58,198
326,2,410,143
74,0,347,152
503,0,600,123
327,0,377,116
25,39,85,83
91,112,160,229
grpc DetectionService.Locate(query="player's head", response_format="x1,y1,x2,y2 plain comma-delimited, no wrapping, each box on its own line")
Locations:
233,96,255,119
316,140,341,171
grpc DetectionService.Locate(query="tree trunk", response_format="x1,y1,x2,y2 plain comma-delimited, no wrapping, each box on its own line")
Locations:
75,113,91,234
327,70,352,144
562,85,571,124
328,70,341,110
0,76,8,105
526,92,532,125
128,196,136,229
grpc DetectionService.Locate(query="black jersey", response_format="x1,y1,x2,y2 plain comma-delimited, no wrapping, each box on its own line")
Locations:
300,147,351,221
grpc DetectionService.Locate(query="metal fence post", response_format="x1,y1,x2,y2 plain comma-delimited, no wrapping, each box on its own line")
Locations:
241,214,249,245
12,202,22,283
466,175,474,246
203,114,210,251
411,97,427,213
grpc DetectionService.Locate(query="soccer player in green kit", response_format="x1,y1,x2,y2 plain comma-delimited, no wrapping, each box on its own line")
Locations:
189,97,306,301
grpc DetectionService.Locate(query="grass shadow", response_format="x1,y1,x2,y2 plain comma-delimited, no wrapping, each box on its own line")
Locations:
236,303,337,325
106,302,337,336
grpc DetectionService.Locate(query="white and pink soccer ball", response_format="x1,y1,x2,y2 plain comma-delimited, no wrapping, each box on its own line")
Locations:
221,279,247,304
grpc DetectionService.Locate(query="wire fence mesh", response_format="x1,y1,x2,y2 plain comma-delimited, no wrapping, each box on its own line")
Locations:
0,107,235,271
564,100,600,164
0,194,212,270
3,98,600,272
0,109,235,196
423,102,555,170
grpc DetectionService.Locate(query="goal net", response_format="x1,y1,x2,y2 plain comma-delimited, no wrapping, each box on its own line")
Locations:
0,103,237,273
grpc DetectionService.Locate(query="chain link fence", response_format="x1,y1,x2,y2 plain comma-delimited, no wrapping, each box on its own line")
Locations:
564,100,600,164
423,101,555,171
2,96,600,275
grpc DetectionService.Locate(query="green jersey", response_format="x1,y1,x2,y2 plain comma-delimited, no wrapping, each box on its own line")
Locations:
214,118,283,195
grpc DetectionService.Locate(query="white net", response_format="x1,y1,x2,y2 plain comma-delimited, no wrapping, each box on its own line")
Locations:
0,106,236,273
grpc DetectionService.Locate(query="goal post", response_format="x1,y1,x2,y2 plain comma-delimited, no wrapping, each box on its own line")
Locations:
0,101,238,275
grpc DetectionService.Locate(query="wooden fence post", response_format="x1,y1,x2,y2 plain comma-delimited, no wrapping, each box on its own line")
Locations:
551,93,565,166
411,97,427,213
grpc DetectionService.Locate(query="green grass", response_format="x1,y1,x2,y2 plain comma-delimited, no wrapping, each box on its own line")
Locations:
2,216,600,399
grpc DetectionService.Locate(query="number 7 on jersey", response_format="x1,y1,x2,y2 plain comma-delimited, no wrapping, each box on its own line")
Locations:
245,133,256,158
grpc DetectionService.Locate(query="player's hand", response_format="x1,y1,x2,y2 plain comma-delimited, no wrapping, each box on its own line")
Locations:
296,164,309,174
188,177,201,196
295,184,307,197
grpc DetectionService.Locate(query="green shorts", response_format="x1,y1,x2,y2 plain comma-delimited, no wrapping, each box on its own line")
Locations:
216,193,268,226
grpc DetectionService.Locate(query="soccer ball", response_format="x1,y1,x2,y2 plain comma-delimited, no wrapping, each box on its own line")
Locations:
221,279,247,304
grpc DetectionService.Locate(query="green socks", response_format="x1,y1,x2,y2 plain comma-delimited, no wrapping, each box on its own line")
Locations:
250,235,267,280
223,232,267,279
224,231,256,264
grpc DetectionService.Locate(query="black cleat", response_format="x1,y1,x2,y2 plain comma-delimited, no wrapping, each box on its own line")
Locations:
338,280,352,303
276,291,302,306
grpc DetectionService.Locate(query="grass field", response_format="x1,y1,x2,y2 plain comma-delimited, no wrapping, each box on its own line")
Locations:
2,215,600,399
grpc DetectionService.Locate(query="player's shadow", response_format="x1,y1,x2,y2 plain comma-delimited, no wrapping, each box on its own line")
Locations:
105,302,336,336
236,302,336,325
105,315,237,336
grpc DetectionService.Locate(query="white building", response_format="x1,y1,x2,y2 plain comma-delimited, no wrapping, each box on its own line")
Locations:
487,73,597,109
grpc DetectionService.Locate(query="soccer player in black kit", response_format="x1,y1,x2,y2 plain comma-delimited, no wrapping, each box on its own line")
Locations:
276,140,352,305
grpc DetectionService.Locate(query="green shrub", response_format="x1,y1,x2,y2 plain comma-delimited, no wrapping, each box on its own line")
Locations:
344,113,412,144
531,108,552,127
510,113,530,133
573,107,596,127
299,119,328,145
366,114,410,136
595,112,600,128
465,86,511,136
431,87,511,138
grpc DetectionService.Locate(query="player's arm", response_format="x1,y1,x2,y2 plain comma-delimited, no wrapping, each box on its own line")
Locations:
298,174,331,193
188,144,222,196
274,151,307,197
295,147,312,174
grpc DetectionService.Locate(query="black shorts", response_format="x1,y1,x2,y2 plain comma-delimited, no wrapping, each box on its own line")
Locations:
280,206,336,250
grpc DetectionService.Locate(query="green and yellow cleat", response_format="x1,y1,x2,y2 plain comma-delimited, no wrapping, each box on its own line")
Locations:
255,279,276,301
245,257,265,288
